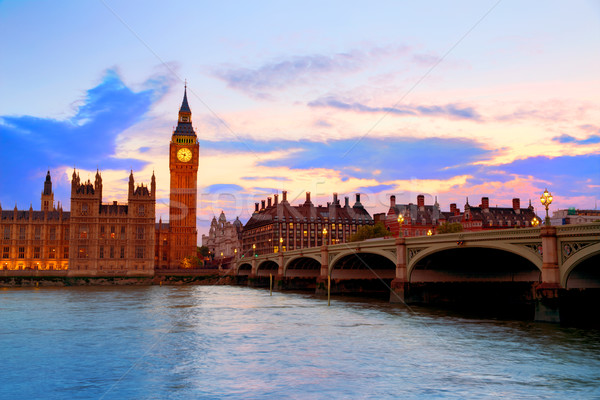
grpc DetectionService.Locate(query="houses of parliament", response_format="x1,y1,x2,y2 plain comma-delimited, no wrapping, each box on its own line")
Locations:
0,88,199,275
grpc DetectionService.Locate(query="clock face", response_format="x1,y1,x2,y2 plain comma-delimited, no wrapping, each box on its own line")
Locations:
177,147,192,162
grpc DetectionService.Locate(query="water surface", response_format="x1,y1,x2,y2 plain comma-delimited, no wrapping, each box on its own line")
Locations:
1,285,599,399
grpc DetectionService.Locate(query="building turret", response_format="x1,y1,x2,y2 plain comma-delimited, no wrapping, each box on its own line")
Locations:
41,170,55,211
128,170,134,197
151,171,156,199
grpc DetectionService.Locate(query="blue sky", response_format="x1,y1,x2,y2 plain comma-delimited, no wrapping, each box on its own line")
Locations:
1,1,599,235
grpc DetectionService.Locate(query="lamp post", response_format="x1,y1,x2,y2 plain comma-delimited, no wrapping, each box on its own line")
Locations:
540,188,553,226
323,227,328,245
531,217,540,227
279,237,284,251
397,214,404,237
252,243,256,257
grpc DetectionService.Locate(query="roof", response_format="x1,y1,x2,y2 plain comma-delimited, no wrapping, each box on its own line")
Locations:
1,210,70,221
243,200,373,231
179,87,191,113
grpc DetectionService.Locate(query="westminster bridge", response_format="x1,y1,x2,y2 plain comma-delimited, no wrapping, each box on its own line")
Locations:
235,223,600,323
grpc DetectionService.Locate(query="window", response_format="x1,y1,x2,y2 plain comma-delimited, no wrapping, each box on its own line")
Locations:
110,246,115,259
34,247,40,258
81,203,88,216
135,247,144,259
162,252,167,261
78,246,87,259
99,247,104,259
100,226,105,239
49,247,56,259
64,247,69,259
138,205,145,216
137,226,144,240
3,227,10,240
64,228,69,240
120,247,125,259
121,226,125,234
49,227,56,241
18,247,25,258
79,225,88,239
19,227,26,240
34,227,41,240
110,226,116,239
3,247,9,258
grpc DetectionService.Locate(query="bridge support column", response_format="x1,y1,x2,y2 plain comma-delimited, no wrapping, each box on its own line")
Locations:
248,258,258,287
534,226,561,323
276,252,285,290
316,245,329,295
390,237,409,303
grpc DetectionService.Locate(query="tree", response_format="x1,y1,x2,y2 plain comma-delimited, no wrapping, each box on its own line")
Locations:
436,222,463,234
348,222,390,242
198,245,210,258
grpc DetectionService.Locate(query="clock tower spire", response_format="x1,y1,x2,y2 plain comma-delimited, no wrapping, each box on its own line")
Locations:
168,85,199,267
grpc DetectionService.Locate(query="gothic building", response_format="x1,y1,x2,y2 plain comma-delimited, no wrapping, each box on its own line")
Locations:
1,170,155,275
201,211,243,259
1,171,70,271
242,192,373,256
385,194,449,237
69,169,156,276
155,86,200,268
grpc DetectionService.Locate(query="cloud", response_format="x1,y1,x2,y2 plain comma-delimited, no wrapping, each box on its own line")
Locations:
212,45,414,97
241,176,291,181
202,184,245,194
553,134,600,145
0,69,168,208
308,96,481,121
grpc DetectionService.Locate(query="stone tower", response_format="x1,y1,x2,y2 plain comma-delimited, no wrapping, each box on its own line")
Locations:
168,85,199,266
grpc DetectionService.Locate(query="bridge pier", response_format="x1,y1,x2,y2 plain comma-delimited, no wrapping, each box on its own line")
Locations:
390,238,409,304
315,245,329,295
534,226,561,323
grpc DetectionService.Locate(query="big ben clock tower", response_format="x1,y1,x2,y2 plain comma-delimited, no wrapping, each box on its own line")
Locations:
168,85,199,266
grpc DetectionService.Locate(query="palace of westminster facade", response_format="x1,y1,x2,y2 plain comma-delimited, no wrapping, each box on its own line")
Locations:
0,88,199,275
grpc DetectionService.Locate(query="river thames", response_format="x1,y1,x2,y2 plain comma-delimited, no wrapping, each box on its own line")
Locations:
1,285,599,399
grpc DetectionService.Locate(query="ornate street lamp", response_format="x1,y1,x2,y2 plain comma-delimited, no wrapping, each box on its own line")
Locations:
397,214,404,237
252,243,256,257
540,188,553,226
427,229,433,236
531,217,540,227
323,227,328,245
279,237,284,251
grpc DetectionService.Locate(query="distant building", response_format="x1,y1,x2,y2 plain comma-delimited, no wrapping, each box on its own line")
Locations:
550,209,600,225
448,197,538,231
385,194,448,237
242,192,373,256
202,211,243,259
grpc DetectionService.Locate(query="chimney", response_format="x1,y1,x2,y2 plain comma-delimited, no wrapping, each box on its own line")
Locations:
513,198,521,214
450,203,458,215
344,196,349,207
481,197,489,210
282,190,287,202
254,203,259,213
267,197,272,208
390,195,396,208
261,200,266,210
274,194,279,205
333,193,338,205
417,194,425,209
306,192,311,203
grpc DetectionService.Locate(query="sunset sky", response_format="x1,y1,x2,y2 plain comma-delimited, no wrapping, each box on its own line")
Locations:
1,1,599,235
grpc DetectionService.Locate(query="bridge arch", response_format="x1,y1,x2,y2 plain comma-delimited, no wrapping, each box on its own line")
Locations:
329,251,396,280
237,262,252,276
407,242,543,280
256,260,279,277
329,249,396,273
284,255,321,278
408,245,541,283
562,242,600,288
